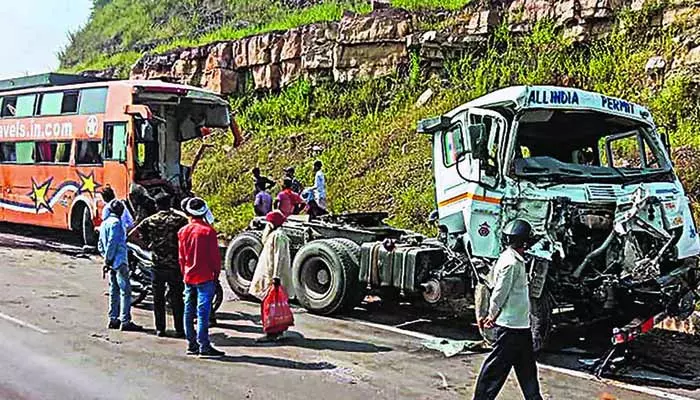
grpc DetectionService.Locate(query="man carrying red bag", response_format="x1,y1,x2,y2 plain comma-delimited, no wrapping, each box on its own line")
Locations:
250,210,295,341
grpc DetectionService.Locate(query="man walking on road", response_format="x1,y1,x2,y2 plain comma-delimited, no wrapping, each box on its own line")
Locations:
99,200,143,332
473,219,542,400
138,193,188,338
178,198,225,357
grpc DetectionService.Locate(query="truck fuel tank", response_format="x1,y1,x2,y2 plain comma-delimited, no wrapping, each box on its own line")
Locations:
359,241,447,295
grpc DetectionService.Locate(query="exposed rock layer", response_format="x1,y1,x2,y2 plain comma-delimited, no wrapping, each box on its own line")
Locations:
81,1,700,93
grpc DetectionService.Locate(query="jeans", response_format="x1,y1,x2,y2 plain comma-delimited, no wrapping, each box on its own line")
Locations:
184,280,215,352
109,264,132,323
473,326,543,400
152,268,184,333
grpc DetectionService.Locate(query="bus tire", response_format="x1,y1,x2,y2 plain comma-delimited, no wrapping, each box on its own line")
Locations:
224,231,263,301
292,239,361,316
81,206,98,247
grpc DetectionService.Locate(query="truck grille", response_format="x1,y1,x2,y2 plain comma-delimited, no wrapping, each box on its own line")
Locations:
587,185,618,202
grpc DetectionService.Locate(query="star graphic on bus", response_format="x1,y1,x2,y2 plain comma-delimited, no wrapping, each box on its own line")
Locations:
28,177,53,213
77,171,101,196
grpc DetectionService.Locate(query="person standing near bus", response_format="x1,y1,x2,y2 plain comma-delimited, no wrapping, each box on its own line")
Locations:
101,187,134,233
99,200,143,332
138,193,188,338
178,197,225,357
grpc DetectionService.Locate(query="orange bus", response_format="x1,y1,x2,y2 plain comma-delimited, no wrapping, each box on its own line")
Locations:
0,73,237,245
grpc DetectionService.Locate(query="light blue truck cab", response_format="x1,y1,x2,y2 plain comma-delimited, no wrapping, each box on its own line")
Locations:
419,85,700,347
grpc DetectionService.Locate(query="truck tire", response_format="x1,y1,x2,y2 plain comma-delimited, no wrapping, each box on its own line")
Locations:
292,239,362,315
474,282,496,345
530,290,553,353
224,231,263,301
82,206,98,247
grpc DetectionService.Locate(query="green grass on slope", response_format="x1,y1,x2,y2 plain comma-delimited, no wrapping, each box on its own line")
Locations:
190,15,700,237
63,0,472,76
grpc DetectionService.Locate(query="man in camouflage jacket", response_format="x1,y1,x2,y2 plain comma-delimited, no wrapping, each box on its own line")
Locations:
139,192,189,337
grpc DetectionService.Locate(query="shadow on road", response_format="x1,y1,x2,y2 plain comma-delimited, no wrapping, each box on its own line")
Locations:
211,355,336,370
0,222,86,256
210,331,391,353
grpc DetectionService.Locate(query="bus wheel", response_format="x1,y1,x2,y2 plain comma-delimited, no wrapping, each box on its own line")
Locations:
82,207,98,247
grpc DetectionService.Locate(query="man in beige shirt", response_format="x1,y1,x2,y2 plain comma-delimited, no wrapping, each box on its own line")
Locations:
473,219,543,400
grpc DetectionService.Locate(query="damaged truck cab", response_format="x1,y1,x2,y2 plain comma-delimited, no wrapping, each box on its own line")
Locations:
226,85,698,350
421,86,700,346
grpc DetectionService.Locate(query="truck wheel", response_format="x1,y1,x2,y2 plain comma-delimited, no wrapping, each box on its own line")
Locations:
530,290,553,353
474,282,496,345
82,206,98,247
292,239,361,315
224,231,263,301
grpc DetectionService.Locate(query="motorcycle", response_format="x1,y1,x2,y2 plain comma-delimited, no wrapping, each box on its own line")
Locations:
127,242,223,314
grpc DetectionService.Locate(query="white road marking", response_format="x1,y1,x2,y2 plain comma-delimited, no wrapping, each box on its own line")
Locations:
0,312,49,334
537,364,696,400
308,313,695,400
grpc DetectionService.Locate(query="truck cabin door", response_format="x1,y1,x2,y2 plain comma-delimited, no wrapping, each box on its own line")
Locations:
436,108,507,258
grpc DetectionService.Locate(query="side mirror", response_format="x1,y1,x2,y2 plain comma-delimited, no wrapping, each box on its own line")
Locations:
469,123,488,160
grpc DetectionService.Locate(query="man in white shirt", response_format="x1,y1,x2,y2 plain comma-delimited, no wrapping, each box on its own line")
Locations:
473,219,543,400
311,160,327,210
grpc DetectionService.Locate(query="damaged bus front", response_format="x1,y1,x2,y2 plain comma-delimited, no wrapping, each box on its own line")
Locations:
422,86,700,348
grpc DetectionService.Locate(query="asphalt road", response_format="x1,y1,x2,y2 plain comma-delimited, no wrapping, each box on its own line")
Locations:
0,225,695,399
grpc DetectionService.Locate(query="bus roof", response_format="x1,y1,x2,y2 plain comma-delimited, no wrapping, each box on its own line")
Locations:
0,73,108,93
0,75,228,106
446,85,654,126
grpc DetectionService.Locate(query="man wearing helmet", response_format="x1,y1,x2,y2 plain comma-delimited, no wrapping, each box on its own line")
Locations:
473,219,543,400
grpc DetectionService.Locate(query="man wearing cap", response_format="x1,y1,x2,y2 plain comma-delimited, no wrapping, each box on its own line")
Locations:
473,219,542,400
178,198,225,357
250,210,294,341
138,193,188,337
283,167,303,194
99,200,143,332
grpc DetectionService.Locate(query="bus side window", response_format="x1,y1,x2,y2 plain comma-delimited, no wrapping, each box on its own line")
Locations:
16,142,35,164
76,141,103,165
35,141,70,163
79,88,108,115
2,97,17,117
104,123,127,162
0,143,16,162
15,95,37,118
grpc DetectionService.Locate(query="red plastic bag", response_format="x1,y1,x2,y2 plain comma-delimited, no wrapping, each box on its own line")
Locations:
261,283,294,334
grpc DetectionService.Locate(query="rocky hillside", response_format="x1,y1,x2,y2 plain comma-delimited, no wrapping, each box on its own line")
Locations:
63,0,700,236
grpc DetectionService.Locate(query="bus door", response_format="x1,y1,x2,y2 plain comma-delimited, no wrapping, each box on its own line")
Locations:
101,122,130,202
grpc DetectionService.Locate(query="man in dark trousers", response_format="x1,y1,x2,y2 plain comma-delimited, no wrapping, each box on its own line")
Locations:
138,193,188,338
178,197,225,357
473,219,543,400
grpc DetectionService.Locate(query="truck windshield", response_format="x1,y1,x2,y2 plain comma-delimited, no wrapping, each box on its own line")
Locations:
512,109,671,183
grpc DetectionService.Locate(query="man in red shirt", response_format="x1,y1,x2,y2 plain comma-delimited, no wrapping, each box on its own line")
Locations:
178,197,225,357
275,178,305,217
